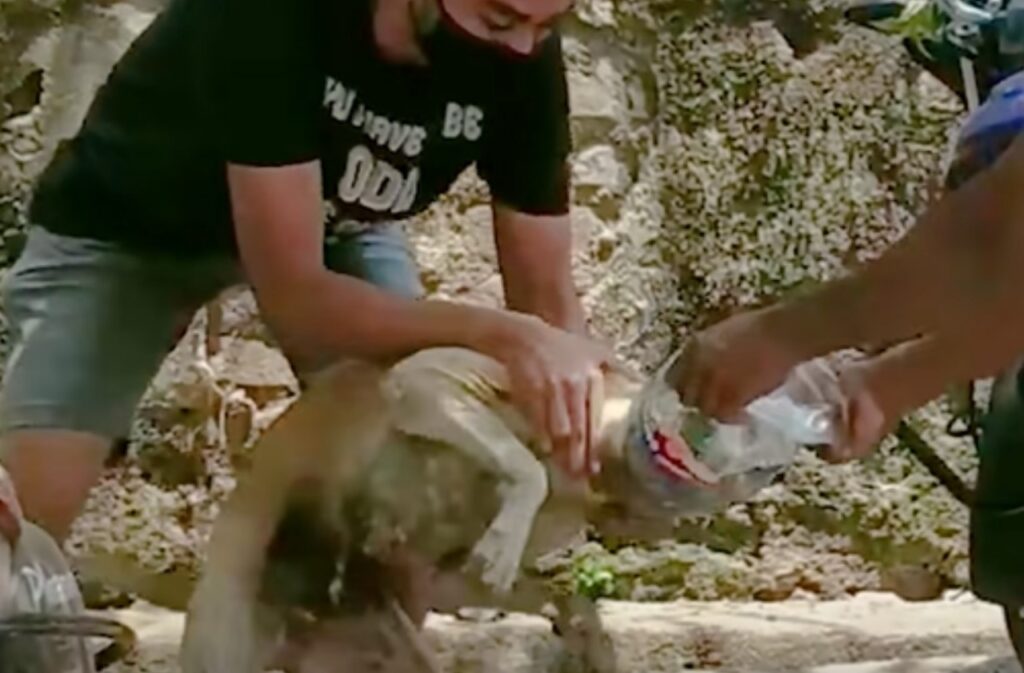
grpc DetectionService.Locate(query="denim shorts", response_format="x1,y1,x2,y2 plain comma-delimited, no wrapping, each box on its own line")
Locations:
0,224,423,441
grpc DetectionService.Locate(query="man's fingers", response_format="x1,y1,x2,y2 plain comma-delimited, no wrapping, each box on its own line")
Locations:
546,376,573,467
683,363,710,413
822,395,860,464
514,364,551,454
819,446,850,464
676,340,703,408
707,378,747,424
587,369,604,475
561,377,588,476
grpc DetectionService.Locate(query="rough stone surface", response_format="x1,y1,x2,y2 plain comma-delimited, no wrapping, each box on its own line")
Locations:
0,0,983,610
101,593,1017,673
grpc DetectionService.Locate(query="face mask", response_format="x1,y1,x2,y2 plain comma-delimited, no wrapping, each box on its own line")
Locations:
415,0,538,67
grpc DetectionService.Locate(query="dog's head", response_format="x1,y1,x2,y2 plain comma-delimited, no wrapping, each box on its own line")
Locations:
587,352,787,541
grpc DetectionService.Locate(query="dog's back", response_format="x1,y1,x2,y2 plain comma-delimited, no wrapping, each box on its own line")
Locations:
254,347,589,620
250,351,513,619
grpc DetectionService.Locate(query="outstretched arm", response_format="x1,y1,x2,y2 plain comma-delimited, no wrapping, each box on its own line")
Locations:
676,133,1024,421
824,300,1024,462
782,131,1024,356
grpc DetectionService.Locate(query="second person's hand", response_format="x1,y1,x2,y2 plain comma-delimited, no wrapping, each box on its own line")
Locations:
672,306,810,423
820,357,903,464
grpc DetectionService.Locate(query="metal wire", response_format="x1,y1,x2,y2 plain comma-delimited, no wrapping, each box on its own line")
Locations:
0,613,137,671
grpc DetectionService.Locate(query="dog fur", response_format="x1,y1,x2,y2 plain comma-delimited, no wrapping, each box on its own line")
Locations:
180,346,681,673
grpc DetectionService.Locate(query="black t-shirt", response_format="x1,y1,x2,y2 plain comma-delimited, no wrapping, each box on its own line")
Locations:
28,0,572,255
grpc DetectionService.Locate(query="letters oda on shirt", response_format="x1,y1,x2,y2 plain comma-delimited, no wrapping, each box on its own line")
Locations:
324,76,483,214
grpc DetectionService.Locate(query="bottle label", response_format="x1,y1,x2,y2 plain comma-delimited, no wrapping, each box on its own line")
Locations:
647,427,719,486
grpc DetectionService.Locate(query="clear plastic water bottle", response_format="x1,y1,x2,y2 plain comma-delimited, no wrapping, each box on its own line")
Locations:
623,352,840,516
0,471,97,673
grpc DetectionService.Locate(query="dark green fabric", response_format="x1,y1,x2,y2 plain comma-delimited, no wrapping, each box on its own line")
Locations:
971,364,1024,605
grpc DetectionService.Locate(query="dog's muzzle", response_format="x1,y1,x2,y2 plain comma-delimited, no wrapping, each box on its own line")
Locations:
622,349,792,517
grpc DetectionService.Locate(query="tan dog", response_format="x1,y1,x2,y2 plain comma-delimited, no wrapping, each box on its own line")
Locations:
180,346,719,673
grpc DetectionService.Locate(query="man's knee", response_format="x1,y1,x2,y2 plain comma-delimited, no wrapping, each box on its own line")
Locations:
0,429,112,541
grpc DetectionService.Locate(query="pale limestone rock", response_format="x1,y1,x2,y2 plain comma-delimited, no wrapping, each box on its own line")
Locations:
572,144,631,197
573,0,616,29
101,594,1016,673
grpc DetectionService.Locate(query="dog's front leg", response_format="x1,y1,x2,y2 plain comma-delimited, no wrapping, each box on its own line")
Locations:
552,593,618,673
180,483,295,673
469,466,547,593
180,568,283,673
385,350,548,595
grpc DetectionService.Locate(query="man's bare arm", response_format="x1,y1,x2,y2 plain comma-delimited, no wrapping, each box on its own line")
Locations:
228,164,615,474
854,301,1024,423
780,132,1024,357
492,204,587,335
228,162,531,371
490,203,608,473
675,133,1024,421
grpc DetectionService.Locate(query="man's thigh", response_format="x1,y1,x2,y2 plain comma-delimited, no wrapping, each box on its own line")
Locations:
0,227,232,444
970,361,1024,605
324,223,424,300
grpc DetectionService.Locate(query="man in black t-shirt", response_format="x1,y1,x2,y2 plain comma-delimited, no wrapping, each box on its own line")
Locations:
0,0,616,546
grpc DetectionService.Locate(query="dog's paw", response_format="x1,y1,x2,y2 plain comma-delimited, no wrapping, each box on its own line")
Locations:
467,528,523,595
553,597,618,673
454,607,507,623
180,579,274,673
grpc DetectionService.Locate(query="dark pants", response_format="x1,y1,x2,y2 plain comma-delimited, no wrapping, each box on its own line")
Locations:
971,363,1024,608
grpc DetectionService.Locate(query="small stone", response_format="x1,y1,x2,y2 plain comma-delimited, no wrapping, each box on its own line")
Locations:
9,132,41,159
572,145,630,196
881,565,945,602
567,60,627,124
569,205,606,257
208,336,297,390
574,0,616,28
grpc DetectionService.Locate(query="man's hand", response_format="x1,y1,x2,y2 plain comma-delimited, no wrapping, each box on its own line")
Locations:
673,306,810,423
479,314,618,478
820,328,1007,464
818,360,893,464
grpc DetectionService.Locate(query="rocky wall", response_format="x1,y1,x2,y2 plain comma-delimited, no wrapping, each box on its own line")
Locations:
0,0,975,606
